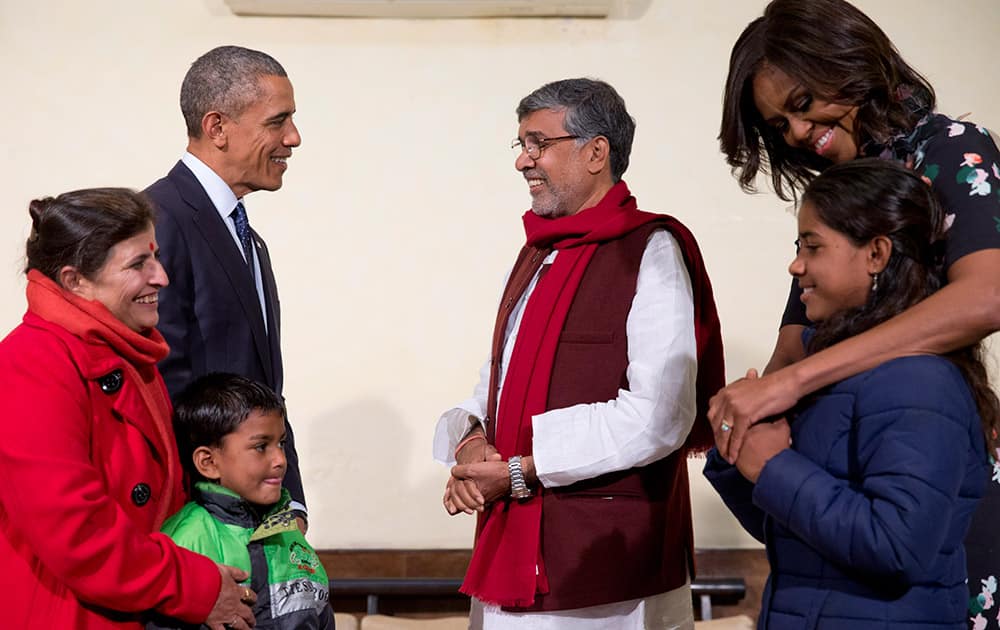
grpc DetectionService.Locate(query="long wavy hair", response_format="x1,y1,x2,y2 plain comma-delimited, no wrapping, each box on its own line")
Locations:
804,159,998,451
720,0,935,201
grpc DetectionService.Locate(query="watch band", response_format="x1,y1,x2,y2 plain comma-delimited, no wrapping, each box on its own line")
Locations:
508,455,532,499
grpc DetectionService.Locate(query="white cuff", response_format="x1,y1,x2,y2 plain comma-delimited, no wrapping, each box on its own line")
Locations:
432,407,485,466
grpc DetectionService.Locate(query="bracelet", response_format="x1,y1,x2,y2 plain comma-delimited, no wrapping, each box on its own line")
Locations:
454,433,486,459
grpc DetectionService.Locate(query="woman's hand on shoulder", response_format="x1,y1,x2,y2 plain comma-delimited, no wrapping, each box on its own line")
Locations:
709,367,800,464
205,564,256,629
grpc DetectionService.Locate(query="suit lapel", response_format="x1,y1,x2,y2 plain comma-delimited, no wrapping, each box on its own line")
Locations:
253,228,283,392
168,162,275,386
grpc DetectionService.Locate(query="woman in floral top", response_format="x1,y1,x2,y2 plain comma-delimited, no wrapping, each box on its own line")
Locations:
714,0,1000,626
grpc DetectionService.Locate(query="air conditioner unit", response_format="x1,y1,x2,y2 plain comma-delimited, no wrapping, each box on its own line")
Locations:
223,0,615,18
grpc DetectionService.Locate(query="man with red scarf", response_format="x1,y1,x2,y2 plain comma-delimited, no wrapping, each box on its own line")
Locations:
432,78,724,629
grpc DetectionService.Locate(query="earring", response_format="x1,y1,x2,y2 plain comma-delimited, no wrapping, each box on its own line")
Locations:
871,272,879,293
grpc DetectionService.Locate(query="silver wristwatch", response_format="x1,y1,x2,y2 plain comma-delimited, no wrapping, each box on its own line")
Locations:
508,455,532,499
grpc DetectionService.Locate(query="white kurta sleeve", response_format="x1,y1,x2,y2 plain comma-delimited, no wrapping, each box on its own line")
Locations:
432,263,517,467
531,229,698,488
432,250,549,468
432,357,491,466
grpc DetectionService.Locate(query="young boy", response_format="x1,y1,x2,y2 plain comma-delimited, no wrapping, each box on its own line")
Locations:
151,373,333,630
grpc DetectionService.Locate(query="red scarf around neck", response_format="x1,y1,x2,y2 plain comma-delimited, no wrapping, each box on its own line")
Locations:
461,181,724,607
26,270,180,527
26,270,169,366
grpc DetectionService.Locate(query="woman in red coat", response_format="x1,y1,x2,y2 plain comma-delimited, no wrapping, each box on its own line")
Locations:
0,188,257,629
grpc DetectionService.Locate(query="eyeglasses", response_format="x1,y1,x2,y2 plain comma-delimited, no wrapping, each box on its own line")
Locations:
510,134,580,159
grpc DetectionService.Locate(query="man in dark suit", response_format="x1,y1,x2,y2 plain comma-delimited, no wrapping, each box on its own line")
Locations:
146,45,307,519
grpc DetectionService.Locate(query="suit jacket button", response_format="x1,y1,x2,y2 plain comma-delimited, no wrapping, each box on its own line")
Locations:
98,369,124,394
131,483,151,506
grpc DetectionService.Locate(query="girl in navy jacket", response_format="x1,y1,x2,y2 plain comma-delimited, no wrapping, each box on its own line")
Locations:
705,159,998,628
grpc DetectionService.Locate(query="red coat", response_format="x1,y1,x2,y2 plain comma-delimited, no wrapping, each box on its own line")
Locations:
0,273,220,629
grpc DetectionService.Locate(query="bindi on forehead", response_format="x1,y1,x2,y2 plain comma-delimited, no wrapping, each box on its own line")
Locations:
149,242,155,251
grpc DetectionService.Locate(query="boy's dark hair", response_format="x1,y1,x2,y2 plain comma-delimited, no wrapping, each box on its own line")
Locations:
173,372,286,480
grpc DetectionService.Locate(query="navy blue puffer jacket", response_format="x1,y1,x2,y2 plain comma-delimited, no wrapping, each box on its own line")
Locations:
705,355,988,629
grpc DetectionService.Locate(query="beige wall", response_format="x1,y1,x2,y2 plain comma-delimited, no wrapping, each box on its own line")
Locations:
3,0,998,549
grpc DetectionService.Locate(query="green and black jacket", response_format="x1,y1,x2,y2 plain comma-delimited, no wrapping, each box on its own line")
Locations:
148,482,334,630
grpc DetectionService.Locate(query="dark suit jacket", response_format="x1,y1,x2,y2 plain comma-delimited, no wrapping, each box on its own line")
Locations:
145,161,305,507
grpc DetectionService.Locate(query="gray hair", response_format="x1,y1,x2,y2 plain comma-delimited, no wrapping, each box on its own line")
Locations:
180,45,287,138
516,78,636,182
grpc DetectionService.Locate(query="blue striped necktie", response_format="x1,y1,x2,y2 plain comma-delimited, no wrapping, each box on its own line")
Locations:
230,201,256,282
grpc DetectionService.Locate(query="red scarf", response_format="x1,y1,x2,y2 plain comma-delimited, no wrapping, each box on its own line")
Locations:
26,270,180,527
461,182,721,607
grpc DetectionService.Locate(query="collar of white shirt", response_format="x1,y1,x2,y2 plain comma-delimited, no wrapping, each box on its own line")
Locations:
181,151,243,225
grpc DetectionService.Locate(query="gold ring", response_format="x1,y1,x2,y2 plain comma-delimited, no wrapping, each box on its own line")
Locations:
244,587,253,601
